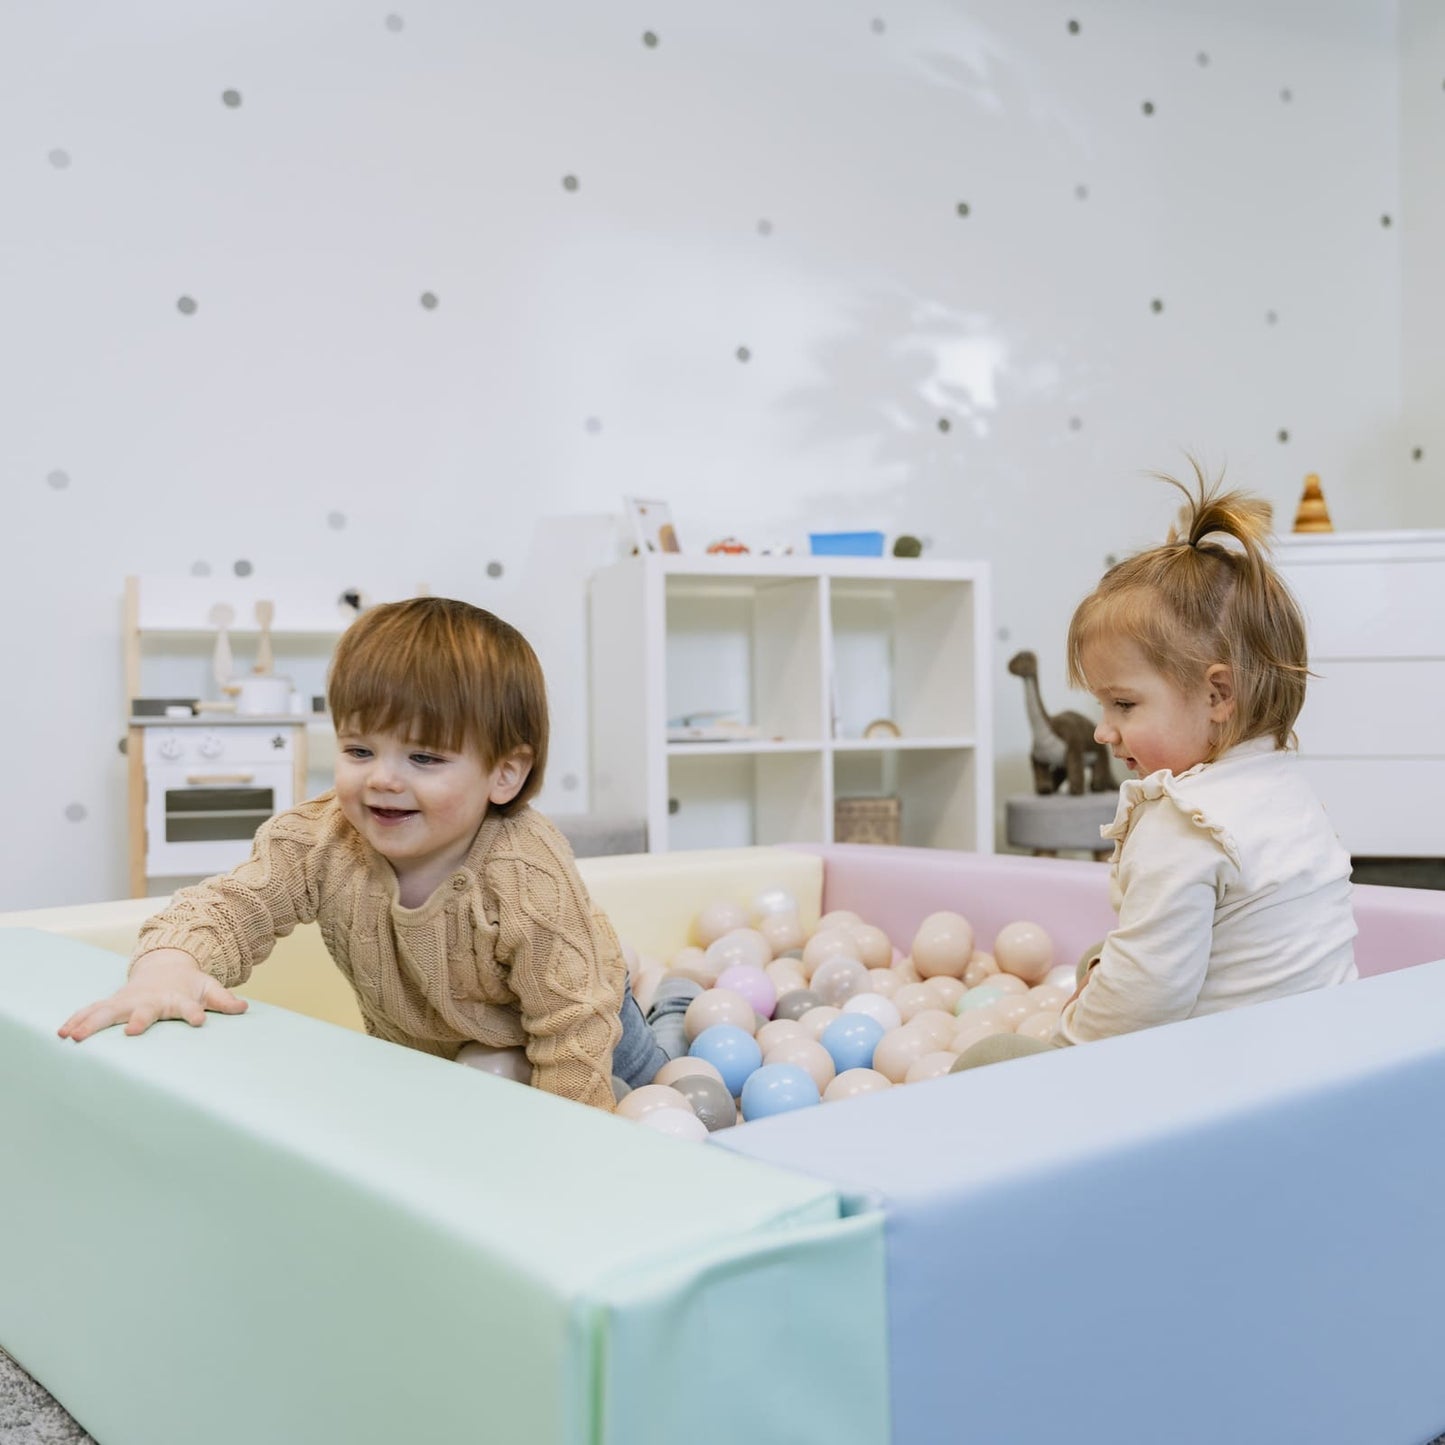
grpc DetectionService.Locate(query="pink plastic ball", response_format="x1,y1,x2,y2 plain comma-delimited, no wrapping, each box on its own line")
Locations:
823,1067,893,1102
993,920,1055,985
715,964,778,1019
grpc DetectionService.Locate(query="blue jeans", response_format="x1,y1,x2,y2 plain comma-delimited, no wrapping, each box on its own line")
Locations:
612,976,701,1089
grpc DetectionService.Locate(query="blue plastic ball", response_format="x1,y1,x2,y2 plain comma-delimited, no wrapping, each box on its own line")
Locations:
740,1063,821,1121
820,1014,886,1073
688,1024,763,1096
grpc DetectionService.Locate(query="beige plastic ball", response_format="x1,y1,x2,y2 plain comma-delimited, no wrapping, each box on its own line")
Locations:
631,967,664,1015
1027,984,1072,1014
635,1107,709,1141
764,960,808,996
456,1043,530,1083
993,921,1056,985
617,1083,693,1121
962,952,1000,988
796,1005,842,1042
865,968,903,999
892,956,922,984
985,973,1029,997
823,1067,893,1102
922,976,966,1013
652,1056,726,1088
692,900,750,948
872,1026,936,1084
810,955,871,1007
892,982,937,1023
904,1050,961,1085
762,1035,836,1092
801,928,861,980
848,924,894,970
952,1015,1012,1051
705,928,772,974
750,886,800,920
668,945,718,989
1016,1010,1062,1042
1044,963,1079,993
818,909,864,933
911,911,975,979
758,911,806,955
620,940,640,975
755,1018,808,1054
683,987,758,1042
993,996,1035,1029
906,1008,957,1052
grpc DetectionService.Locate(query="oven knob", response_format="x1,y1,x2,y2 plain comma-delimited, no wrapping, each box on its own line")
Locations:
157,735,184,760
198,734,224,759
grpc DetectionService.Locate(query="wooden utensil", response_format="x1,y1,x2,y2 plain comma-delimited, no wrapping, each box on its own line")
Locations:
208,602,235,690
254,599,275,675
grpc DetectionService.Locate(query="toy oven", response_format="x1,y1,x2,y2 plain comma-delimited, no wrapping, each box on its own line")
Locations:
142,726,301,878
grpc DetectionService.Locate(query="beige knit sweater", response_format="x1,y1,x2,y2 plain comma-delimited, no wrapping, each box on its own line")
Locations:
134,792,624,1111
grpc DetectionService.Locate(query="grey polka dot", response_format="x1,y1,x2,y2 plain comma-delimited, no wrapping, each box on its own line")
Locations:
177,295,198,315
1412,447,1424,462
1141,100,1155,116
1150,298,1164,313
937,417,951,433
327,511,347,530
222,89,242,108
996,626,1011,643
486,561,503,578
668,797,680,815
1068,416,1083,431
48,148,71,169
871,18,886,35
420,291,439,309
561,772,579,792
642,30,659,47
736,345,751,362
584,416,603,434
1280,88,1292,103
1277,428,1290,444
191,560,211,577
956,201,970,217
1381,214,1393,228
385,13,404,32
64,803,87,823
1105,553,1119,567
234,559,253,577
1067,19,1080,34
46,469,70,490
1266,310,1279,325
117,736,129,756
562,174,579,192
1075,184,1089,200
757,218,773,236
1197,52,1210,66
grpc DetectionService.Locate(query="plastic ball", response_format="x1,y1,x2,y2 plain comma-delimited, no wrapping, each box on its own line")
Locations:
994,920,1055,985
848,924,894,969
892,956,922,984
774,988,823,1022
818,909,864,932
841,992,903,1032
611,1076,631,1104
984,973,1029,997
668,945,719,988
904,1050,960,1085
1016,1010,1062,1042
631,968,664,1015
617,1083,693,1121
635,1107,709,1141
740,1063,821,1120
652,1056,725,1088
871,1026,935,1084
952,1015,1011,1052
1027,984,1072,1013
796,1005,842,1041
688,1024,763,1096
456,1043,530,1083
823,1067,893,1102
715,964,778,1020
692,900,749,948
761,1035,836,1092
906,1008,957,1052
993,996,1035,1029
810,955,870,1007
621,940,640,975
922,976,966,1013
892,982,937,1023
911,911,975,979
751,886,800,920
755,1018,807,1054
668,1073,738,1131
705,928,772,974
802,929,860,979
962,953,999,988
683,987,757,1042
864,968,903,999
757,911,806,955
955,984,1005,1015
1044,963,1079,993
820,1014,887,1073
765,959,808,993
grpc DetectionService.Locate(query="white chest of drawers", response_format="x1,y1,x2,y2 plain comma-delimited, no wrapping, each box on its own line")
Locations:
1277,530,1445,858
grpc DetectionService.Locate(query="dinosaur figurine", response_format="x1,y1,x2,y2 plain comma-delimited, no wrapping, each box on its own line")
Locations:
1007,650,1116,795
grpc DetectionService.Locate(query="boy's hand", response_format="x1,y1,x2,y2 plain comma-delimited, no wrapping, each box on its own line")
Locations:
57,949,248,1042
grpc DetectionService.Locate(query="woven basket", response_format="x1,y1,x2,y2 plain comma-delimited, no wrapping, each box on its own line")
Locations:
834,795,901,846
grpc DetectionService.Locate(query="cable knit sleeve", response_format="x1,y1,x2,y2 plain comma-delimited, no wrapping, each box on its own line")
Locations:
487,818,623,1113
1058,778,1237,1044
131,799,331,990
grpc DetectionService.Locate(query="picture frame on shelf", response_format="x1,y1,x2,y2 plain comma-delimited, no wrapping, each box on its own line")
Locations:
625,497,682,554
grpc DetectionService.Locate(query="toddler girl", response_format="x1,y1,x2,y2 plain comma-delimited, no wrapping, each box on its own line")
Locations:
59,597,693,1110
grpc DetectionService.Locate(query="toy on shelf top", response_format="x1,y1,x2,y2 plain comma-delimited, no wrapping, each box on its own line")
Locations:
1292,474,1334,533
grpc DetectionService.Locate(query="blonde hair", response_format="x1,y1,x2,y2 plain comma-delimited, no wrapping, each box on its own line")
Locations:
1066,461,1308,756
327,597,548,814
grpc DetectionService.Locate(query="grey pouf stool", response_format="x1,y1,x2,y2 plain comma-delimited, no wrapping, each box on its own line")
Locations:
1005,792,1117,861
551,812,648,858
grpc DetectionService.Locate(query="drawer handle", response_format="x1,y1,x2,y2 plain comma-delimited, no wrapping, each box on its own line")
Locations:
184,773,256,785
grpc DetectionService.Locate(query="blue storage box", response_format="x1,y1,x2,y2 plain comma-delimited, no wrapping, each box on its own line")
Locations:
808,531,885,557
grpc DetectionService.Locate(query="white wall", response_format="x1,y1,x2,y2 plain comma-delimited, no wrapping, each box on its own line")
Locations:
1,0,1429,909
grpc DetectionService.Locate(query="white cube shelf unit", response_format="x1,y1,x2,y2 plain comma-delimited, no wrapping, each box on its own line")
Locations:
588,554,993,852
1277,530,1445,858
